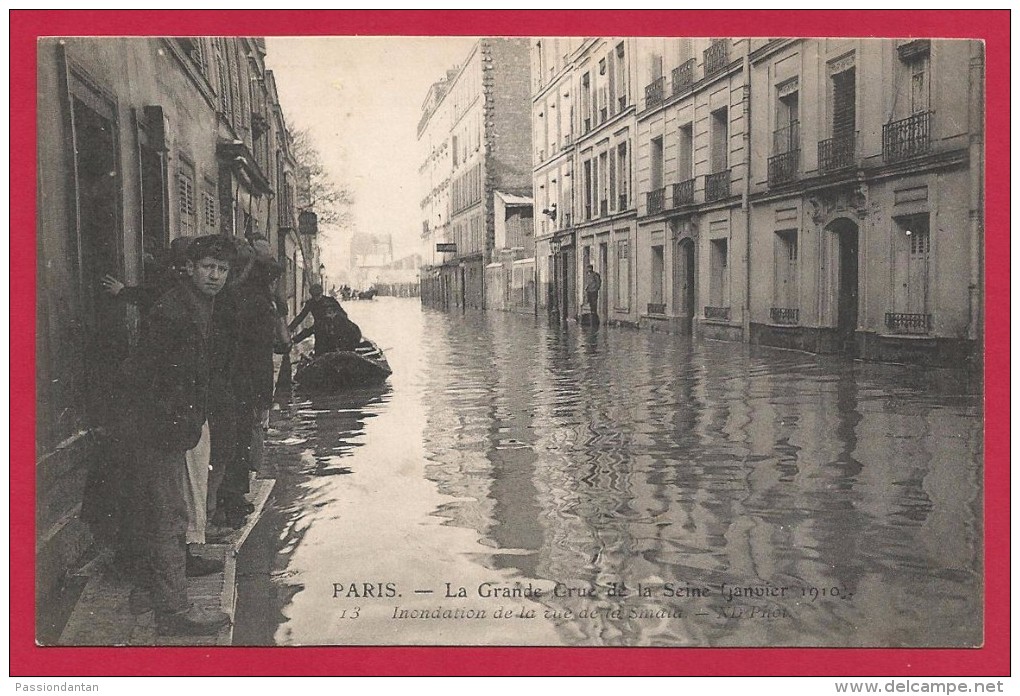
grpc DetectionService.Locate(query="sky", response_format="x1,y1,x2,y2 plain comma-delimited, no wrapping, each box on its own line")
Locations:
265,36,480,271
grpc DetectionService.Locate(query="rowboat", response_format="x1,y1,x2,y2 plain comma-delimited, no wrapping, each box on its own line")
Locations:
293,339,392,390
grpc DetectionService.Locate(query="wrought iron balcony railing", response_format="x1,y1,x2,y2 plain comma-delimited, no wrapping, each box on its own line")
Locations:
883,111,932,162
647,187,666,215
885,312,932,335
647,303,666,315
705,169,731,202
704,306,731,321
644,76,666,109
673,178,696,207
672,59,696,95
819,131,857,173
770,307,800,325
768,149,800,187
703,40,730,77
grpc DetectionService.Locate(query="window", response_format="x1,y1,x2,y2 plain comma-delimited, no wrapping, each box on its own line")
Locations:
580,72,592,132
177,159,196,237
616,238,630,310
650,245,665,307
710,107,728,173
775,81,800,154
909,55,930,115
709,238,729,308
202,188,217,232
582,159,593,220
615,42,627,110
773,230,799,309
650,136,664,191
617,141,629,209
598,151,609,215
832,67,856,138
678,124,694,181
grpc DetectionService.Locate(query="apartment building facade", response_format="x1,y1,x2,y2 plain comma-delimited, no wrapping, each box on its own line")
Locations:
36,36,316,611
540,37,982,366
418,38,533,312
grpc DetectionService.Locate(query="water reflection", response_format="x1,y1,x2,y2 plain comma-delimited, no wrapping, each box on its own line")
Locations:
235,298,982,647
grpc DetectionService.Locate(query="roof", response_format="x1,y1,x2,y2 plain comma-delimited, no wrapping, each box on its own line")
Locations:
495,191,533,207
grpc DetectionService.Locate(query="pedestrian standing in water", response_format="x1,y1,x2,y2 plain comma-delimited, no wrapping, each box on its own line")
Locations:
584,264,602,325
119,234,235,635
212,235,283,529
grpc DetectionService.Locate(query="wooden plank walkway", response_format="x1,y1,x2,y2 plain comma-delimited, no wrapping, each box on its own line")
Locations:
57,478,275,647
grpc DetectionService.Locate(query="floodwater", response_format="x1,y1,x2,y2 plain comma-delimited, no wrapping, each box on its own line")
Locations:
233,297,983,647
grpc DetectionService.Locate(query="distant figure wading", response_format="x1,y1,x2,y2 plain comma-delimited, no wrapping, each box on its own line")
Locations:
584,264,602,325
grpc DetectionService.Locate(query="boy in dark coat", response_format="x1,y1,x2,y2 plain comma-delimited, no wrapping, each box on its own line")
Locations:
125,235,235,636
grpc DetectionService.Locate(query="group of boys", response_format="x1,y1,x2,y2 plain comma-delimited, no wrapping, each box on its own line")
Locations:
110,234,285,636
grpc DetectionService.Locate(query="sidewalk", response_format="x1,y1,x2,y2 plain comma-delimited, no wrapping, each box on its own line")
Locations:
57,478,275,647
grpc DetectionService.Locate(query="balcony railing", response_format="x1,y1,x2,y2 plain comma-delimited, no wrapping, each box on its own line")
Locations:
768,149,800,187
647,303,666,315
885,312,932,335
644,76,666,109
703,40,730,77
819,131,857,173
599,199,609,217
672,59,696,95
673,178,696,207
705,306,731,321
770,307,800,325
705,169,731,202
647,187,666,215
883,111,932,162
618,193,629,210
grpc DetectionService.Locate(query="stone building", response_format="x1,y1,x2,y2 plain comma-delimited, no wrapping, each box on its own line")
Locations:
35,36,316,613
418,38,533,312
539,37,982,366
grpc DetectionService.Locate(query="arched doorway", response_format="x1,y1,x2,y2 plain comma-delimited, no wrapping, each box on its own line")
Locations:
672,237,696,334
827,217,860,353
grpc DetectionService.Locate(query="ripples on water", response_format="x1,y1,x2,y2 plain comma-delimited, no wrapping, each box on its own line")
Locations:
235,298,982,648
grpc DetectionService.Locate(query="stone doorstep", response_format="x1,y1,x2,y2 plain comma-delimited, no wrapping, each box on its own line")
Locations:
57,478,275,647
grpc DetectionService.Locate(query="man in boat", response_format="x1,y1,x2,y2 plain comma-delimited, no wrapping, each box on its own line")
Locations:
289,283,362,356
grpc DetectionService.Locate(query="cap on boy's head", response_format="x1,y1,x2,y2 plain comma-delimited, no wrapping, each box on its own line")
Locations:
187,235,237,264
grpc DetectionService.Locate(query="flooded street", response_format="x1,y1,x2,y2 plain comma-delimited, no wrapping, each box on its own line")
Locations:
234,297,982,648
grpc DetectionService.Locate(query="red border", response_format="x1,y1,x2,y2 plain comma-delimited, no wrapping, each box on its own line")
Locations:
11,10,1009,677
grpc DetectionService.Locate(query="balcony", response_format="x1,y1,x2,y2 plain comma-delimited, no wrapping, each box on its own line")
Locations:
672,178,695,207
705,169,731,202
599,199,609,217
819,131,857,173
885,312,932,335
768,150,800,187
703,40,730,78
644,76,666,109
647,303,666,315
704,306,731,321
770,307,799,325
647,188,666,215
883,111,932,162
672,59,696,95
618,193,629,210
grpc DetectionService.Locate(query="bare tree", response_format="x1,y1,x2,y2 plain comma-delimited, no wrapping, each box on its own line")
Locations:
290,126,354,228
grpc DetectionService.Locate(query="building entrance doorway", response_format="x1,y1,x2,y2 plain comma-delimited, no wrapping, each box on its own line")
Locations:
673,238,696,333
829,218,860,353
